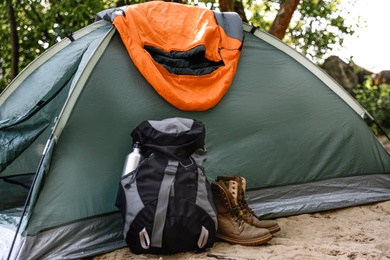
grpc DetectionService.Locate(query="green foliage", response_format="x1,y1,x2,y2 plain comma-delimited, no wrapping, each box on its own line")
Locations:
354,77,390,135
245,0,275,32
246,0,357,62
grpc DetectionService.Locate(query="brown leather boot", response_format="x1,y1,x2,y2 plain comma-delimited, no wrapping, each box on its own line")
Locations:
216,176,281,234
211,180,272,246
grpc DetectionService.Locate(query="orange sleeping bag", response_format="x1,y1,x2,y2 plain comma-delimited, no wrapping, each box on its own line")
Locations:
113,1,243,111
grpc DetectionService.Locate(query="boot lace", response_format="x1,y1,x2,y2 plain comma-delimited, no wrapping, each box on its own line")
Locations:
238,198,256,218
230,205,245,227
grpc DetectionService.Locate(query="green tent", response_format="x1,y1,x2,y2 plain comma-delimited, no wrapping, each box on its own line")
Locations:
1,3,389,259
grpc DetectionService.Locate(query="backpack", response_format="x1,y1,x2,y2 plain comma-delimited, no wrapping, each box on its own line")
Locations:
116,117,218,254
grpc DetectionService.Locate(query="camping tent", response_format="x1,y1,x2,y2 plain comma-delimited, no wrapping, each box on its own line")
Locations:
1,2,389,259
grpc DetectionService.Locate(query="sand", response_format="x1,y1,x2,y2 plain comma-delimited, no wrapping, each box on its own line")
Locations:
92,200,390,260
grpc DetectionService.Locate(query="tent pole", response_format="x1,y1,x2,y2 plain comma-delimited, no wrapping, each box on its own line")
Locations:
6,135,54,260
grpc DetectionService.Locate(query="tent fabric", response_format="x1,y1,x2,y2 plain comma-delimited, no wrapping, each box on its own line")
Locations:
0,3,389,259
248,173,390,219
7,213,125,260
112,1,244,111
0,22,113,176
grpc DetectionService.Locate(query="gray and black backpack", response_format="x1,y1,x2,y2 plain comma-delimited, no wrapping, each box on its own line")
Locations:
116,117,218,254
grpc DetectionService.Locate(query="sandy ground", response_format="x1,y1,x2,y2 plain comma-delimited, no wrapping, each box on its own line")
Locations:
92,138,390,260
92,200,390,260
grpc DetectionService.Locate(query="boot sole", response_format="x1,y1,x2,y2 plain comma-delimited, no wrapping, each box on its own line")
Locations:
268,224,281,234
216,233,272,246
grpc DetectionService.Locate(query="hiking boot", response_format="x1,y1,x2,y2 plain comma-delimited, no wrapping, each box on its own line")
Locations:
216,176,281,234
211,180,272,246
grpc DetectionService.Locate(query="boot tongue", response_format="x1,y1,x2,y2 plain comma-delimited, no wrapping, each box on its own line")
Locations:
237,176,246,196
227,180,239,205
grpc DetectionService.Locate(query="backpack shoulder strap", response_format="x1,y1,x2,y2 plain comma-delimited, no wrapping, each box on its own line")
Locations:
151,159,179,247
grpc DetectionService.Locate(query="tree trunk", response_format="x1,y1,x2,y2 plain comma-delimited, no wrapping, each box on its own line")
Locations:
7,0,19,80
218,0,248,23
269,0,300,40
219,0,234,12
